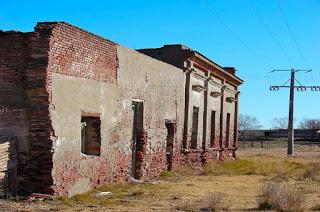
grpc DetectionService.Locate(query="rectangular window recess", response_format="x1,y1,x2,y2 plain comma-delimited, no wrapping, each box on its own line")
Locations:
81,115,101,156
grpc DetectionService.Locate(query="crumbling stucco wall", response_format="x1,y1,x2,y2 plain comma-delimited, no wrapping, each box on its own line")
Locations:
117,46,185,178
1,22,186,196
206,78,223,148
220,83,237,159
138,45,242,164
42,22,123,196
182,71,206,166
224,83,236,146
1,22,242,196
50,73,129,196
44,23,186,196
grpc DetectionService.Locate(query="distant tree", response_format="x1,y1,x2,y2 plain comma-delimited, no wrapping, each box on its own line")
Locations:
238,114,263,147
271,117,289,130
299,117,320,130
239,114,263,133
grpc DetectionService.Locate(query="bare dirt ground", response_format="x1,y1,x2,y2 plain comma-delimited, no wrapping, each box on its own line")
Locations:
1,144,320,211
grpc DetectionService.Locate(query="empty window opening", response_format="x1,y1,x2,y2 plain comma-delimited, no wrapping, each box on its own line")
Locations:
165,122,175,170
226,113,231,146
191,107,199,149
81,116,101,156
210,111,216,147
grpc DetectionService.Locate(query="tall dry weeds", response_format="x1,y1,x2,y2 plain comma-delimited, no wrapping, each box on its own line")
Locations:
201,192,231,211
257,182,306,212
175,198,197,211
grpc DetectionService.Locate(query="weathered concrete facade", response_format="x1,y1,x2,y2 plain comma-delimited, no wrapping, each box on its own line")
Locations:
139,45,243,165
0,22,242,196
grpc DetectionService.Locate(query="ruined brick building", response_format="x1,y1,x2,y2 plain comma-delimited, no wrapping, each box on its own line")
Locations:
0,22,243,196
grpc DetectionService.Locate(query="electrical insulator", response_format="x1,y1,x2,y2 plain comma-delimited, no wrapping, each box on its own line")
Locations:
269,86,278,91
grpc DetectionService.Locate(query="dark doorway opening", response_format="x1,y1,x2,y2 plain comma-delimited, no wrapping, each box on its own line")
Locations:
226,113,231,146
131,101,144,179
165,122,175,170
191,106,199,149
210,110,216,147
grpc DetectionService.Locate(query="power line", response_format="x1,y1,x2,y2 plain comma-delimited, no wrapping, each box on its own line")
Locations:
275,0,310,68
200,0,273,70
248,0,297,68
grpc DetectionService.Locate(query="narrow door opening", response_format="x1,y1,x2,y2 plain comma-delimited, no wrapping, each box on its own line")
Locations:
131,101,144,179
165,122,175,170
191,106,199,149
210,111,216,147
226,113,231,146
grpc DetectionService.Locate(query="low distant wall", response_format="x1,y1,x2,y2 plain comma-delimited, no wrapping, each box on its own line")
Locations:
239,129,320,141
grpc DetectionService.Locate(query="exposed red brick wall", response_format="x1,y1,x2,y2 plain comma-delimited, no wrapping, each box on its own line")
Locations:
142,149,167,179
134,130,148,179
51,150,131,195
0,27,52,193
219,149,235,161
181,150,203,167
40,22,118,195
171,148,183,170
138,130,168,179
43,22,117,84
21,25,54,194
1,22,238,196
0,32,29,143
1,21,119,195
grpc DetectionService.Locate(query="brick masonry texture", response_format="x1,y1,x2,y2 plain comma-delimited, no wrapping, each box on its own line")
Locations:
44,22,117,84
0,22,243,196
0,29,52,194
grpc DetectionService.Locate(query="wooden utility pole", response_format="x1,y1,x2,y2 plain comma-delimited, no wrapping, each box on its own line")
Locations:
269,69,316,157
287,69,295,156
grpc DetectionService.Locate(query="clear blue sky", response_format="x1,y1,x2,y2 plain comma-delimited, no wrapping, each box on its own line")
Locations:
1,0,319,128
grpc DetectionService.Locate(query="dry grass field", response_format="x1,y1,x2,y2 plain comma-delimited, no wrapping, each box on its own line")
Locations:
1,144,320,211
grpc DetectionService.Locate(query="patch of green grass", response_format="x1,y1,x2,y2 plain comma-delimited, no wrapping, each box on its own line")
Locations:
159,170,182,182
203,157,319,181
203,159,262,176
160,170,177,178
175,165,202,176
58,182,167,206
